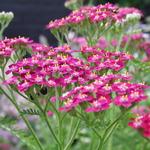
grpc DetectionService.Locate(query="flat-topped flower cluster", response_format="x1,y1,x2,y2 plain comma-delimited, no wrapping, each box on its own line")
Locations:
58,74,147,112
47,3,142,30
5,45,132,91
3,42,148,113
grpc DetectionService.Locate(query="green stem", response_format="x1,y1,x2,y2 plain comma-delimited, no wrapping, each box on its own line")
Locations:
58,115,63,148
103,122,119,144
97,109,130,150
116,33,124,52
29,91,62,150
43,113,62,149
67,117,74,142
124,37,131,52
92,128,102,139
64,120,81,150
96,139,103,150
0,86,44,150
0,66,44,150
107,135,112,150
96,139,101,150
54,87,64,147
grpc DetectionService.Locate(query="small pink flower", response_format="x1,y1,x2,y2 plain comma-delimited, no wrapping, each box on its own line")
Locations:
18,81,33,92
114,95,132,108
85,96,111,112
72,37,87,47
47,110,53,117
111,39,118,47
97,37,108,49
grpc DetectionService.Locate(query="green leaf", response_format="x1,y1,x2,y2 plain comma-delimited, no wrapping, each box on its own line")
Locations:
0,116,40,150
0,116,16,125
20,108,40,116
132,59,150,73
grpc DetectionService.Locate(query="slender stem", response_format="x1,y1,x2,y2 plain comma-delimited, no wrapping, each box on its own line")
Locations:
124,37,131,52
29,91,62,149
21,116,44,150
97,138,104,150
103,122,118,144
97,109,130,150
58,115,63,147
54,87,63,147
92,128,102,139
64,120,81,150
96,140,102,150
116,33,124,52
67,117,74,142
107,135,112,150
43,113,62,149
0,66,44,150
15,90,28,99
0,86,44,150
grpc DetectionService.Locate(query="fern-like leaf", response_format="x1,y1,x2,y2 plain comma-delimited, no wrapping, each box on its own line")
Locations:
0,116,16,126
0,116,40,150
21,108,40,116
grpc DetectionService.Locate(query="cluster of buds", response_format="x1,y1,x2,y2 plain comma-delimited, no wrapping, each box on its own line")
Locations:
129,106,150,138
114,7,142,30
0,11,14,25
0,12,14,40
65,0,85,10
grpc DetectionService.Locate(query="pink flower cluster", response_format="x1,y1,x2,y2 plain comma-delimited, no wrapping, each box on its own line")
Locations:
58,74,147,112
140,41,150,58
47,3,142,30
5,44,133,92
74,33,144,50
129,107,150,138
4,42,148,113
78,46,133,71
96,33,144,49
117,7,143,21
122,33,144,43
5,45,98,92
47,3,118,30
0,37,32,58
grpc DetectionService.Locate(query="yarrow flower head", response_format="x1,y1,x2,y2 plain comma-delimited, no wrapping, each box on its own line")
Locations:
128,106,150,138
116,7,143,23
5,45,98,92
0,37,32,58
78,46,133,71
47,3,118,30
58,74,148,112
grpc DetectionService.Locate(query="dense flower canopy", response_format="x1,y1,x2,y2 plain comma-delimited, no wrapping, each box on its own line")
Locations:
5,43,148,113
5,45,133,92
